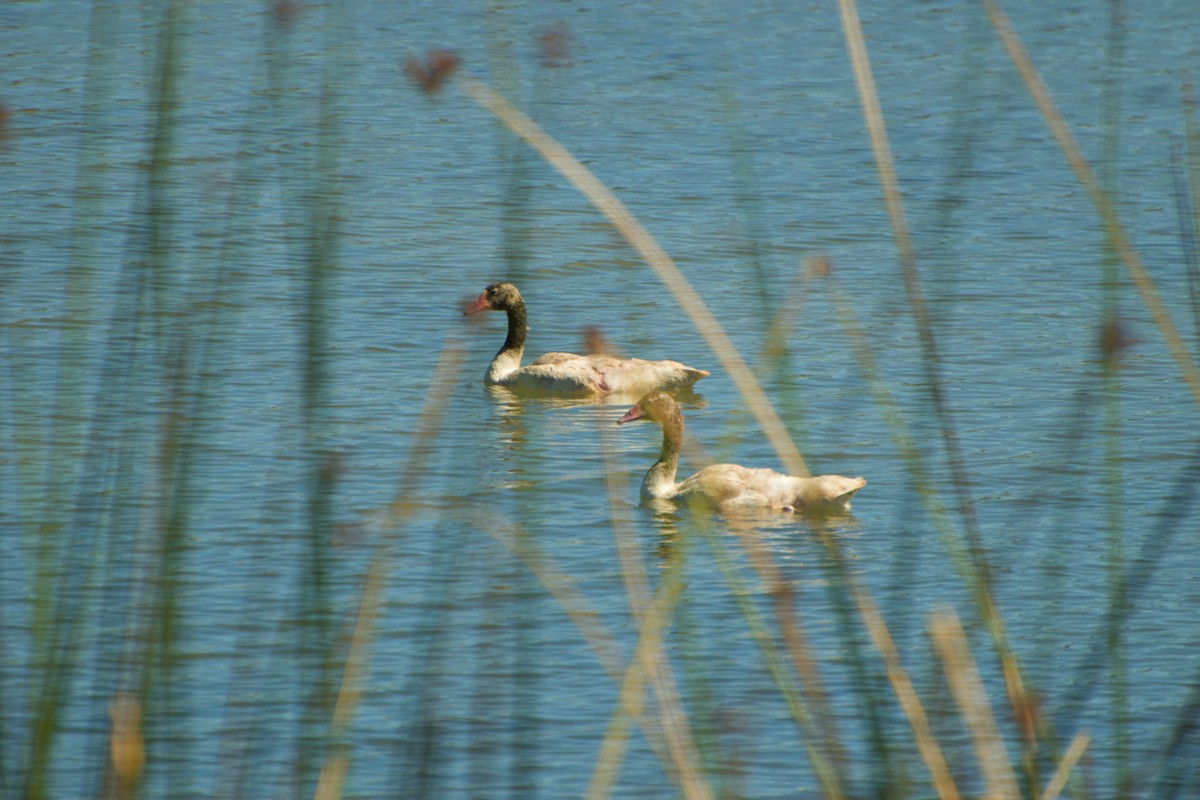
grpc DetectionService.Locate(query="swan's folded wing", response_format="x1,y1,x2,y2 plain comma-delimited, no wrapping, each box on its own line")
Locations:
586,355,709,393
502,360,605,395
677,464,756,506
529,351,583,367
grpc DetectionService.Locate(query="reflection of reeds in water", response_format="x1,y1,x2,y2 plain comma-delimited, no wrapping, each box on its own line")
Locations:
8,1,1200,798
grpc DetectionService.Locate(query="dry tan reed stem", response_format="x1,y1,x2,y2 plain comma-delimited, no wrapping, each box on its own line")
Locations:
1039,731,1090,800
586,653,648,800
702,522,846,800
730,523,846,771
930,609,1020,800
633,619,713,800
984,0,1200,411
594,417,715,800
314,558,383,800
834,0,918,287
476,515,678,789
386,340,469,515
314,340,468,800
857,592,961,800
483,522,624,679
106,692,144,800
586,581,685,800
760,259,816,361
455,75,809,478
836,0,1039,774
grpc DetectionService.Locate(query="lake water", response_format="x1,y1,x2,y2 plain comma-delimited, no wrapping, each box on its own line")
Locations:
3,1,1199,797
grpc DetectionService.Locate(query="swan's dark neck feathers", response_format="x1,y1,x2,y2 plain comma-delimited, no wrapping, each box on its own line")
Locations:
499,297,528,356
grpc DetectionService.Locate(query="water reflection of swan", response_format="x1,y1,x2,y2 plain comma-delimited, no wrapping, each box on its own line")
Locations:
486,384,706,450
617,392,866,514
464,282,709,396
485,383,706,411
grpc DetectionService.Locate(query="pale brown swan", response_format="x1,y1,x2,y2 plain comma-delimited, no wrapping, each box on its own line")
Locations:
464,282,709,395
617,392,866,513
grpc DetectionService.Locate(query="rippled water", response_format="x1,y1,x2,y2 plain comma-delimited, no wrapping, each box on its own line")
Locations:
3,1,1200,797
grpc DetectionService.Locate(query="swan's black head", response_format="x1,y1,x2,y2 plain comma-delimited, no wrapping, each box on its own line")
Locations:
464,282,523,315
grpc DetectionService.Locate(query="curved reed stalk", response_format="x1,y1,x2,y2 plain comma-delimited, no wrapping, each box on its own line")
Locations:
313,339,468,800
930,609,1020,800
454,75,810,480
833,1,1043,788
594,413,715,800
984,0,1200,411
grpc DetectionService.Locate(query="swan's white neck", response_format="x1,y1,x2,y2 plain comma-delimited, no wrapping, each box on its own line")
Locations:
485,347,524,385
485,301,529,385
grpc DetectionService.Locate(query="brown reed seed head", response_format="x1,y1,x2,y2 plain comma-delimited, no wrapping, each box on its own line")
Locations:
1098,317,1134,367
583,325,607,355
805,253,832,279
271,0,299,28
539,23,571,68
405,50,461,95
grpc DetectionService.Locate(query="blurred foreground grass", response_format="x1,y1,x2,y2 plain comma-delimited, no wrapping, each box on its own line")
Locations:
3,2,1200,799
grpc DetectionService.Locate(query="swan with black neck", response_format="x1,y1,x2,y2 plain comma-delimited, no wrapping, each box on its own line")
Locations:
464,282,709,395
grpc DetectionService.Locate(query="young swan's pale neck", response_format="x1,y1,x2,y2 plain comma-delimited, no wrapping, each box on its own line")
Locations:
618,392,684,500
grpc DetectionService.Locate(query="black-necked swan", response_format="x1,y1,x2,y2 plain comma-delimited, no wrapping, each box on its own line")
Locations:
464,282,709,395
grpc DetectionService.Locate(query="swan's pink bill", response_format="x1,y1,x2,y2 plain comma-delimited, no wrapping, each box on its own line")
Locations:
463,291,490,315
617,405,643,424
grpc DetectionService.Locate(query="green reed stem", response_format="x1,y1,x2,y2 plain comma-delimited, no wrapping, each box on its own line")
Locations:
270,3,349,792
25,2,188,796
699,522,847,800
835,0,993,594
471,500,688,788
822,265,1023,797
16,0,116,794
586,574,689,800
984,0,1200,410
136,4,194,792
836,1,1043,786
809,527,904,798
312,339,467,800
1183,80,1200,355
1100,3,1131,795
596,418,714,800
722,517,851,778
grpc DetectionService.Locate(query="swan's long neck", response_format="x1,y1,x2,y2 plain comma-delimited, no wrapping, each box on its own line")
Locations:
642,405,684,500
486,300,528,384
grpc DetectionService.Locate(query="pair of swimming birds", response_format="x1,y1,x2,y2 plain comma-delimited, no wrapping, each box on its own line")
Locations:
466,282,866,514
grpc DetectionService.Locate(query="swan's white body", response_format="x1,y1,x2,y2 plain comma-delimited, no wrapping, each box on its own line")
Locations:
465,283,708,396
618,392,866,513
